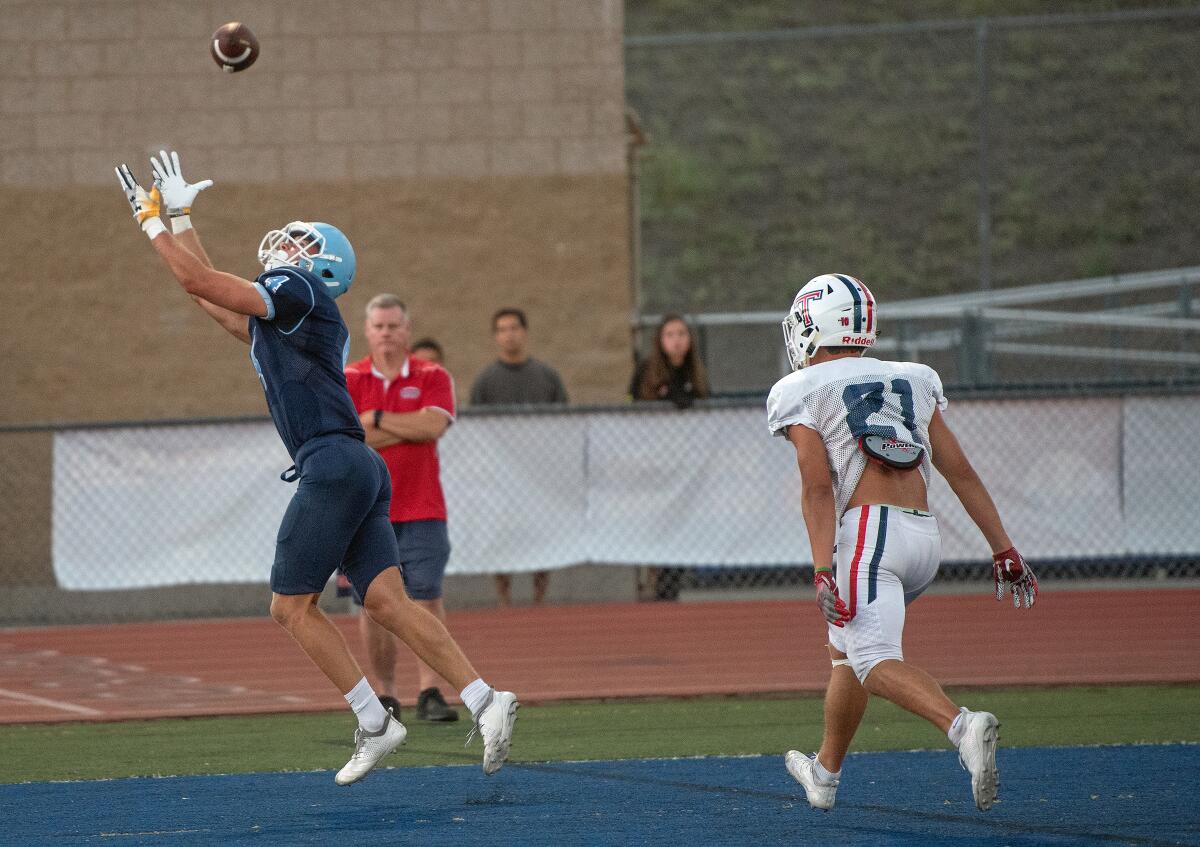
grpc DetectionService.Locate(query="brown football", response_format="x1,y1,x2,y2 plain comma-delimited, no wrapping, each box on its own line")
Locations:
210,22,259,73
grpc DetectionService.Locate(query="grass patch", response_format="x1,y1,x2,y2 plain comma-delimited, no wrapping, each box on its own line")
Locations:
3,684,1197,784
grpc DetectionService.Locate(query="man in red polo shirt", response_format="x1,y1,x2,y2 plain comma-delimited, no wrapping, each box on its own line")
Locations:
343,293,460,722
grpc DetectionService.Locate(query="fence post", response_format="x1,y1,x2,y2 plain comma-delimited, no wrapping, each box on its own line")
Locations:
1105,289,1125,382
976,18,993,292
627,108,648,355
1179,276,1192,378
959,311,991,385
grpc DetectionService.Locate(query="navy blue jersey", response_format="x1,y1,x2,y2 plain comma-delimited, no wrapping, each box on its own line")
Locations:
248,266,363,459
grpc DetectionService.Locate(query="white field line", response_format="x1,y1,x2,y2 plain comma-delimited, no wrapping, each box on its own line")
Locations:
0,687,103,716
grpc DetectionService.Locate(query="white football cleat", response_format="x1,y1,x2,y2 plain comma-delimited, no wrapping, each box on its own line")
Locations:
956,709,1000,810
785,750,838,811
473,690,519,775
334,715,407,786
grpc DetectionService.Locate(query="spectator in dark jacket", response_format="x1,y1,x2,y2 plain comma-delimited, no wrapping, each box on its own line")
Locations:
630,314,711,601
630,314,710,409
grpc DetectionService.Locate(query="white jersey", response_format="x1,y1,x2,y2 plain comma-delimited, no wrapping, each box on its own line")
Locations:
766,356,948,518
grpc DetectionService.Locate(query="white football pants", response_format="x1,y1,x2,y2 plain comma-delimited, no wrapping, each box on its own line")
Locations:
826,504,941,682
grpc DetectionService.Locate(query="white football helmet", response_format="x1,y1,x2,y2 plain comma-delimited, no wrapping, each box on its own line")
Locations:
782,273,877,370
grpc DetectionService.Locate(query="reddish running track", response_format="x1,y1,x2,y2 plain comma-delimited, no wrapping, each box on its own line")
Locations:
1,589,1197,724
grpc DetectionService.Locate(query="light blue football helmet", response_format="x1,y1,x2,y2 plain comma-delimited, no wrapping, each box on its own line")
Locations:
257,220,357,298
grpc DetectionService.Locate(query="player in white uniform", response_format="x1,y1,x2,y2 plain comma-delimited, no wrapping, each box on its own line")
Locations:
766,274,1038,812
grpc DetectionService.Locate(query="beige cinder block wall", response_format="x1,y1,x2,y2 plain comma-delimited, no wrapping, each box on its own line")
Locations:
0,0,632,426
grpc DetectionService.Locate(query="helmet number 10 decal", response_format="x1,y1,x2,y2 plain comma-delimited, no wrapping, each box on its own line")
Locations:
842,378,916,440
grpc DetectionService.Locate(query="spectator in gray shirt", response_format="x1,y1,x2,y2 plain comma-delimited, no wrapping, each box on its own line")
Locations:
470,308,568,406
470,308,568,605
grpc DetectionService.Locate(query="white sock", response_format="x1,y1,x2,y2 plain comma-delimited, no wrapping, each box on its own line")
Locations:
814,756,840,785
947,707,969,746
344,676,388,731
460,678,493,721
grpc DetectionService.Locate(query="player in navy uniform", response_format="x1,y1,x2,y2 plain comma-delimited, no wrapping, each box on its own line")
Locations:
116,151,518,785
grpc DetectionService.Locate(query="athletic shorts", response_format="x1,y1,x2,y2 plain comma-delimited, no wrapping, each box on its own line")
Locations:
826,504,941,682
270,434,400,601
349,519,450,604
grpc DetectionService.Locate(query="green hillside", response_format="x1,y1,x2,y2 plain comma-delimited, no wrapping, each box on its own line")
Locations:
625,2,1200,312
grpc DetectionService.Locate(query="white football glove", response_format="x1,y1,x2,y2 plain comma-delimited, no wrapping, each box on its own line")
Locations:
115,163,164,238
149,150,212,218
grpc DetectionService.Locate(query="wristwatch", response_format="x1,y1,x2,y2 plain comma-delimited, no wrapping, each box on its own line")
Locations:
373,409,383,429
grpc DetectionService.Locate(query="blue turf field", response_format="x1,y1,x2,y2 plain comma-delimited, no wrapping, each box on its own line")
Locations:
5,745,1198,846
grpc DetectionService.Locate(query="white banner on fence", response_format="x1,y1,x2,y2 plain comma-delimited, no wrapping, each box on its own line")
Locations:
52,423,293,590
438,415,588,574
1123,396,1200,554
51,396,1200,590
930,398,1126,561
584,407,806,565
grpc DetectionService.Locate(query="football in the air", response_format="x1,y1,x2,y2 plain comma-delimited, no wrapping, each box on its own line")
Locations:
210,22,259,73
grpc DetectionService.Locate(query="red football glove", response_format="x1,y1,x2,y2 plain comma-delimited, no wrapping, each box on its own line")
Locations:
993,547,1038,609
814,569,850,627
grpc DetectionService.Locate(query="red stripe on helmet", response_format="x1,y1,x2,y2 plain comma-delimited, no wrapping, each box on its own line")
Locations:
858,277,875,334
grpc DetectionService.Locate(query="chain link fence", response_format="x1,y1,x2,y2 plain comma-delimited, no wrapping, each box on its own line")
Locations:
5,10,1196,626
2,382,1198,624
642,267,1200,394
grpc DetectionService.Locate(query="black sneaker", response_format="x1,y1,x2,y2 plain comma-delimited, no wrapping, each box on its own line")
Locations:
416,687,460,722
379,695,402,722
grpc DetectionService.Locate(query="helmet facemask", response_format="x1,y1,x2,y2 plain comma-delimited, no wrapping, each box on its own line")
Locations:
258,221,325,273
782,311,820,371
